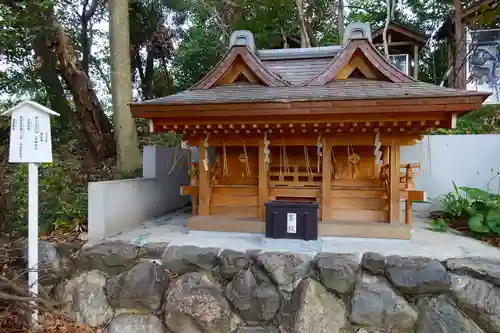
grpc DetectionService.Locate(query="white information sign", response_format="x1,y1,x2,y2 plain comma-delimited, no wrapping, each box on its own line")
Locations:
3,101,58,163
286,213,297,233
2,101,59,328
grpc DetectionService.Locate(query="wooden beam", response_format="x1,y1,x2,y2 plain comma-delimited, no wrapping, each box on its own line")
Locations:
132,96,487,117
373,41,420,47
258,138,268,219
336,56,382,80
154,112,449,126
219,60,263,85
389,141,401,224
135,103,484,118
451,112,458,128
198,138,210,216
400,190,426,201
184,132,423,147
180,185,198,196
321,136,332,221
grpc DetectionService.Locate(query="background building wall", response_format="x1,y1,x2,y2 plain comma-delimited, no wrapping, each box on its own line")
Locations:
88,146,190,242
400,134,500,200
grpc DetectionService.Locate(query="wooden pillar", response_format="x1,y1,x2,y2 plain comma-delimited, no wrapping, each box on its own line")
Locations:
413,44,419,80
258,139,268,219
389,141,401,224
382,146,389,165
192,196,198,216
321,136,332,221
405,199,413,228
198,139,210,216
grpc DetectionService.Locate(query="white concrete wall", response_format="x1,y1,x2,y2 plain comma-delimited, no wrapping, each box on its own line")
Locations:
88,146,190,242
400,134,500,201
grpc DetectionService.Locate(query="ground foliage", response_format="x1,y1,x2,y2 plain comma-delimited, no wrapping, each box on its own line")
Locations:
429,180,500,248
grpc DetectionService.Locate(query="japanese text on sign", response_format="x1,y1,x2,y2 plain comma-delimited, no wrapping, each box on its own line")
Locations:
8,109,52,163
287,213,297,233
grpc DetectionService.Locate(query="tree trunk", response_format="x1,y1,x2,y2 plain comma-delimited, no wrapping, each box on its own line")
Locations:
383,0,391,59
338,0,345,43
18,1,115,164
33,32,82,142
135,49,155,100
305,22,318,47
454,0,466,89
81,0,100,75
109,0,141,172
50,17,116,162
295,0,311,48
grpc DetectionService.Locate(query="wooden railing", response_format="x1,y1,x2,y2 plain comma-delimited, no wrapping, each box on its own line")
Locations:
268,165,322,187
380,162,422,226
380,163,420,191
380,164,390,193
399,163,419,190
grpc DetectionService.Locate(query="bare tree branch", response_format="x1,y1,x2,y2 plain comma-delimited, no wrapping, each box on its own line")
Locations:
91,55,112,95
0,292,72,321
84,0,101,21
295,0,311,48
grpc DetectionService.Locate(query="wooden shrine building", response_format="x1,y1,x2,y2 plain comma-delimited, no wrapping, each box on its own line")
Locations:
131,23,489,239
371,21,429,80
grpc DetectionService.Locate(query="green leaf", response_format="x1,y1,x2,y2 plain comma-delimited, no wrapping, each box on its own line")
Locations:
459,187,496,203
468,214,490,233
486,210,500,234
428,218,449,232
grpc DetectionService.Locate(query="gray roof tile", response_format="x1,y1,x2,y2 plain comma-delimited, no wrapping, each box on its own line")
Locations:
257,45,343,60
261,58,333,85
135,79,488,106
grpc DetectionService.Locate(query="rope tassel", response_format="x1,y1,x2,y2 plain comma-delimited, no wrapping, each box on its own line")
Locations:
264,133,270,173
243,140,251,176
374,132,382,166
203,133,210,172
316,133,322,173
304,145,313,176
222,142,229,177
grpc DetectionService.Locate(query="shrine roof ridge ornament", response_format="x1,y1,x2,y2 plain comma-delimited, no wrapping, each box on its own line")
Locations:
343,22,372,46
230,30,256,53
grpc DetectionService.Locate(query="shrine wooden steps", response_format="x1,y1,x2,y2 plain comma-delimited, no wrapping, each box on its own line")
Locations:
209,185,259,218
186,215,265,233
330,178,389,223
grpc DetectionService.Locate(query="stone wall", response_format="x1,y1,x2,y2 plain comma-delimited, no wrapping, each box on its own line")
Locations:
51,242,500,333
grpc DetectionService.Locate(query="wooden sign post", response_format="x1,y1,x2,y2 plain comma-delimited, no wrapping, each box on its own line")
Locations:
2,101,59,329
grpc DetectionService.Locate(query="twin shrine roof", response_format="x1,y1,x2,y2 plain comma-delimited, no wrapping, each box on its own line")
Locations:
131,25,489,113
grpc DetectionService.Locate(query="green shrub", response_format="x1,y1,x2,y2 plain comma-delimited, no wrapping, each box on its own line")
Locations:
430,182,500,235
7,158,88,235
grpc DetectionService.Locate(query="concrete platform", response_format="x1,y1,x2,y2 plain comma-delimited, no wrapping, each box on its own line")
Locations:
98,206,500,260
